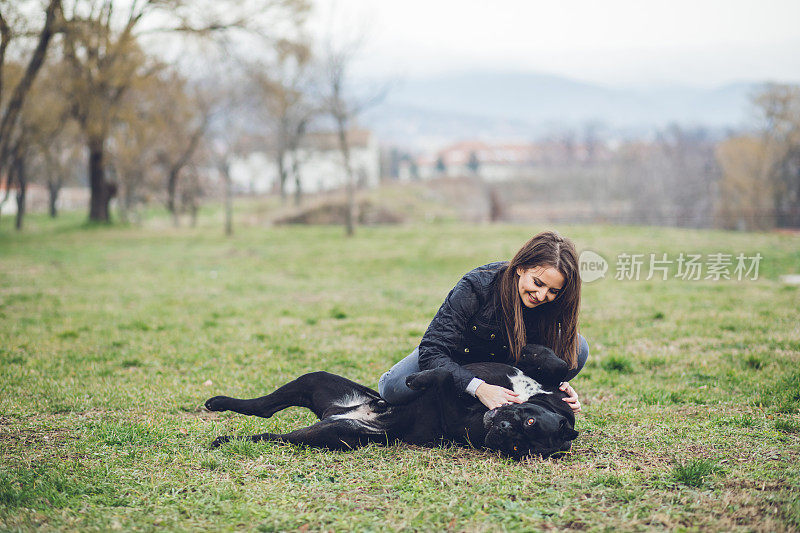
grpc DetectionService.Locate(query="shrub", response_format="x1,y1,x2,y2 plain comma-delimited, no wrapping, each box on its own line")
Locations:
602,355,633,373
672,458,724,487
743,354,764,370
330,307,347,319
713,414,757,428
755,371,800,413
774,419,800,434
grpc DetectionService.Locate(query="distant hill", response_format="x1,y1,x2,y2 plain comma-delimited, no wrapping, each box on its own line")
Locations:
360,70,760,147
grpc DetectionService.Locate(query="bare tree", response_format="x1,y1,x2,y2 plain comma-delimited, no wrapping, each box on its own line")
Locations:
716,135,773,230
752,83,800,228
2,55,75,229
248,40,316,205
7,131,31,229
39,124,82,217
151,74,210,225
319,40,386,236
59,5,155,223
656,125,719,228
200,67,251,237
107,82,159,223
715,84,800,230
26,61,76,218
0,0,60,195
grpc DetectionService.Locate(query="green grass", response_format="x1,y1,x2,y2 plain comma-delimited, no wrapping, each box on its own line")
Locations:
1,206,799,531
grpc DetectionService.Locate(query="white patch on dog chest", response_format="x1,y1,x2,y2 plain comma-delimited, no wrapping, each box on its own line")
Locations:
508,370,551,402
329,403,383,433
332,393,371,409
330,404,377,422
330,394,381,426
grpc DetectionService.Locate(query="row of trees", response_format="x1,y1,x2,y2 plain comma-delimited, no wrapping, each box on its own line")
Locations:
717,84,800,230
1,0,376,235
537,85,800,231
2,3,797,233
443,84,799,231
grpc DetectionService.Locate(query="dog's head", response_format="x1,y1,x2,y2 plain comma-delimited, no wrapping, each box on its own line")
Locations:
483,401,578,459
518,343,569,388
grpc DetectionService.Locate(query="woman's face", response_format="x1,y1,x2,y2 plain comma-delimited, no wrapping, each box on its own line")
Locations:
516,265,565,308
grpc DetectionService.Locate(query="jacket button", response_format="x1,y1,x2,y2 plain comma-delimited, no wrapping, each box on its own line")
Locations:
503,345,508,350
490,333,496,339
464,347,470,353
472,326,477,331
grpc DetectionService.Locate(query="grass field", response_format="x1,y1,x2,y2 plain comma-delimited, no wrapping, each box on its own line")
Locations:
1,208,799,531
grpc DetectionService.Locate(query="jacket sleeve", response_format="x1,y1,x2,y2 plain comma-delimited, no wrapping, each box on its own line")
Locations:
418,276,481,392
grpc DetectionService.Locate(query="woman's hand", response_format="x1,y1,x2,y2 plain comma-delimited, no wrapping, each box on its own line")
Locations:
559,382,581,414
475,383,522,410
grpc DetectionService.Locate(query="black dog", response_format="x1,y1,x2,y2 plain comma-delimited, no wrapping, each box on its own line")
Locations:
206,344,578,459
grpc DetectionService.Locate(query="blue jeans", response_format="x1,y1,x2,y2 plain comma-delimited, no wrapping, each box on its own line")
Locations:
378,334,590,404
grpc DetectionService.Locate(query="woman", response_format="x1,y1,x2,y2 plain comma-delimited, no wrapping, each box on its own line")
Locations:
378,230,587,414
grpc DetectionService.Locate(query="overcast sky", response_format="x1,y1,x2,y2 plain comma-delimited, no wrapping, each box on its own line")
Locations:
308,0,800,88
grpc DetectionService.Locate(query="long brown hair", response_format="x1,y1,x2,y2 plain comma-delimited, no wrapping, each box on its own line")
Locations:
498,231,581,369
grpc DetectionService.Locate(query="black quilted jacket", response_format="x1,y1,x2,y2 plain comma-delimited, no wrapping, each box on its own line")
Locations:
418,262,514,392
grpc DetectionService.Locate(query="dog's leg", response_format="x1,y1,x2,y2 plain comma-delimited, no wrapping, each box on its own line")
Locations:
212,418,380,450
205,371,381,420
405,369,482,440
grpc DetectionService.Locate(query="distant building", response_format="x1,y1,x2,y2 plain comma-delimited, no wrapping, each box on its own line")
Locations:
410,139,615,182
230,129,381,194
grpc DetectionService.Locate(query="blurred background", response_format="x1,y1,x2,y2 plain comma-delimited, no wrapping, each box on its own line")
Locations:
1,0,799,234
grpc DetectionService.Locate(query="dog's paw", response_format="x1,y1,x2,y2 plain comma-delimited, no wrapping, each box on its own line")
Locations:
371,398,389,411
204,396,230,412
405,373,425,390
405,369,449,390
211,435,232,448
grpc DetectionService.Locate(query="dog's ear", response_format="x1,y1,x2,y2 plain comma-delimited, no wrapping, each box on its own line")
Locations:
559,418,579,440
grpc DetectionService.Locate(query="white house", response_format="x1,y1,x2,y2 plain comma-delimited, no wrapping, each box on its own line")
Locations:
230,129,381,195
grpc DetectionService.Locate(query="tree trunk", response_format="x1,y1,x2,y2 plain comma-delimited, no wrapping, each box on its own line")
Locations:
276,149,287,204
14,155,25,231
88,135,114,222
166,168,178,224
118,181,130,224
163,118,206,223
47,180,60,218
221,161,233,237
291,151,302,206
335,118,355,237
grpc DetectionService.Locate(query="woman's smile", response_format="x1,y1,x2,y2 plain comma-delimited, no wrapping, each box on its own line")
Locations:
516,266,565,309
